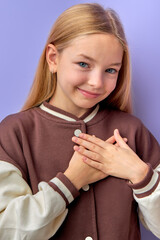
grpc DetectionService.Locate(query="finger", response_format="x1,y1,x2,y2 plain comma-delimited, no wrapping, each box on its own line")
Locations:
106,135,116,144
74,145,100,161
106,135,128,146
83,156,104,171
114,137,128,147
114,129,130,149
74,133,106,149
72,136,102,153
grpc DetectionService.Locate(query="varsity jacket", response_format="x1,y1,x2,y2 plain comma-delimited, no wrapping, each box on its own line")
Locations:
0,101,160,240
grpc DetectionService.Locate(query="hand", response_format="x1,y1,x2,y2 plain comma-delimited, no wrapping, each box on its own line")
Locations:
72,129,149,184
64,151,106,190
64,135,117,190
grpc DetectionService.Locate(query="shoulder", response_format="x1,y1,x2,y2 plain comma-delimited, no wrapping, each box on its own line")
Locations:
0,108,38,136
102,107,144,129
0,110,38,179
100,106,159,143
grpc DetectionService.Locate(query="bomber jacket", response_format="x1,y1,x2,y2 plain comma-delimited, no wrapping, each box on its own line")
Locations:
0,101,160,240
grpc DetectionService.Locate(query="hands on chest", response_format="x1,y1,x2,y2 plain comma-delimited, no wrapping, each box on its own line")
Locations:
64,129,149,190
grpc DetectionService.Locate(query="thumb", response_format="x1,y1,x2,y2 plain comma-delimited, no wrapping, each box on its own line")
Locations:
114,129,129,149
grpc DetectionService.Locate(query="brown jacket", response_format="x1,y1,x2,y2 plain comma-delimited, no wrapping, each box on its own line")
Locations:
0,101,160,240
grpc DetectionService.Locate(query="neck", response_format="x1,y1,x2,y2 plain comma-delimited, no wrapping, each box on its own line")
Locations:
49,97,88,118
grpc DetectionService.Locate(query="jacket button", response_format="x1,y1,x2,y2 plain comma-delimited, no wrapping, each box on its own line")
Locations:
74,129,82,137
82,184,90,191
85,237,93,240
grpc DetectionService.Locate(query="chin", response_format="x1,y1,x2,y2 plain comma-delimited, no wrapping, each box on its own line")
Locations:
77,102,98,109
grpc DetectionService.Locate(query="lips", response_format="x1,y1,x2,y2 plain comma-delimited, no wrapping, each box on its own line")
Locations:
78,88,101,98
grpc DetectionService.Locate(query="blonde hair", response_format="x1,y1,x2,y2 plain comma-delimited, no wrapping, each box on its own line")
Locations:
22,3,132,113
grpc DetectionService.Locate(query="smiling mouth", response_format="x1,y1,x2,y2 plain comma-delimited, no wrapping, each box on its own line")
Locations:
78,88,101,98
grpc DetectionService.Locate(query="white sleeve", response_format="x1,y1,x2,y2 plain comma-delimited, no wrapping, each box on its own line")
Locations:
130,164,160,239
0,161,79,240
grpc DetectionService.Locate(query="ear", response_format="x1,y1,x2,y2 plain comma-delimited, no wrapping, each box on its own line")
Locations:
46,44,59,73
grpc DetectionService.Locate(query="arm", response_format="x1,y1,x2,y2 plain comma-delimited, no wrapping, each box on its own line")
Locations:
72,130,160,238
0,161,78,240
0,146,113,239
129,163,160,239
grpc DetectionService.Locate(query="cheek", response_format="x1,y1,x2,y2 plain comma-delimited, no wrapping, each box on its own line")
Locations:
111,80,117,91
71,72,88,86
105,79,117,93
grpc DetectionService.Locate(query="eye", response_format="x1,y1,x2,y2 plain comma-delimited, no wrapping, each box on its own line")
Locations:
78,62,89,68
106,68,117,74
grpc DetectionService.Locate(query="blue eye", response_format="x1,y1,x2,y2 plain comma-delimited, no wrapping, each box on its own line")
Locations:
79,62,88,68
106,68,117,74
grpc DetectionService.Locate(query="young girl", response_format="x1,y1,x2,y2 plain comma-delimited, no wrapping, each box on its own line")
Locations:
0,3,160,240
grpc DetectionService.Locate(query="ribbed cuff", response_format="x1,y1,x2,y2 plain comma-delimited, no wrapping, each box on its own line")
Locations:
49,172,80,206
128,164,160,198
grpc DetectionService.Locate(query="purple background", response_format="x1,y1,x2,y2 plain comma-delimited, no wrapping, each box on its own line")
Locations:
0,1,159,239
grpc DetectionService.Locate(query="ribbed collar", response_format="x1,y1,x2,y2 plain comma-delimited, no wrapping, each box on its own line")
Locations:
39,101,100,123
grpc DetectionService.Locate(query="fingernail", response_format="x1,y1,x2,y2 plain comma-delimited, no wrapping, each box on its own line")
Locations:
72,136,78,142
74,145,80,151
79,133,84,138
114,129,119,134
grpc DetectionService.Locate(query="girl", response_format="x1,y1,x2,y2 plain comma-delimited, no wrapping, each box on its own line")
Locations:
0,3,160,240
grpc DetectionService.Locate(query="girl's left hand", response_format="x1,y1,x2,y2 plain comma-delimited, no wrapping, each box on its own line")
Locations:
72,129,149,184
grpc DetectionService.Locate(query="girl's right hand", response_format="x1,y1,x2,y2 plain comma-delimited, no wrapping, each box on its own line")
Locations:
64,135,117,190
64,150,107,190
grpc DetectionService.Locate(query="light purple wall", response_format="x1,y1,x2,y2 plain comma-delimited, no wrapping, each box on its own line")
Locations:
0,1,159,239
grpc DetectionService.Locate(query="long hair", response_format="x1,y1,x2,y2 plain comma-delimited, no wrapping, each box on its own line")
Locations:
22,3,132,113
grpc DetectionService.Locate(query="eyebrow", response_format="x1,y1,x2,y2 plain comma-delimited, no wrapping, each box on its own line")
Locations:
78,54,96,62
77,54,122,66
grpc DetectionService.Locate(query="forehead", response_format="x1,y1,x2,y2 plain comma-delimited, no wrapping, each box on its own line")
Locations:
61,33,123,62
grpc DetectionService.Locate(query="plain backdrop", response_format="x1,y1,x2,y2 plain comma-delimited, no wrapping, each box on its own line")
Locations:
0,0,160,239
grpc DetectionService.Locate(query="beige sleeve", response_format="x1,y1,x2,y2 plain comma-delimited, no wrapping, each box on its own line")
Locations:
0,161,69,240
132,164,160,239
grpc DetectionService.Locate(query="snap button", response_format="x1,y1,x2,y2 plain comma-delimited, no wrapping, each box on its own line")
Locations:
82,184,90,191
85,237,93,240
74,129,82,137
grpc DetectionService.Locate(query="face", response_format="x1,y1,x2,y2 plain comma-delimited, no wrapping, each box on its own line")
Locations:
49,34,123,117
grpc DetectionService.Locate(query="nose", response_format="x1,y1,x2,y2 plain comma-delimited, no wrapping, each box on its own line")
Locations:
87,70,104,89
